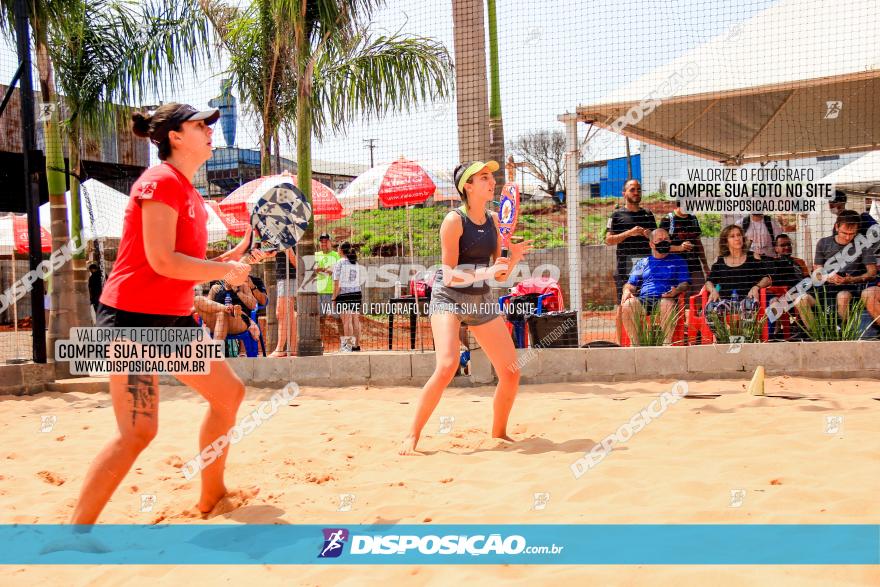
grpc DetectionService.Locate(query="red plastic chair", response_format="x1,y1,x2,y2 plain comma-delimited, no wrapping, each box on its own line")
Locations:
759,286,792,341
620,293,687,346
687,287,713,345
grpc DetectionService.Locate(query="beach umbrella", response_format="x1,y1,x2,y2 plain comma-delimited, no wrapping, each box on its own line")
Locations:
205,200,248,239
341,158,454,351
0,214,51,255
337,158,458,212
0,214,51,362
297,175,344,220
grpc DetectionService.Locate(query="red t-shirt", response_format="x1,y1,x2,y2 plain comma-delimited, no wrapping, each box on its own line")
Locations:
100,162,208,315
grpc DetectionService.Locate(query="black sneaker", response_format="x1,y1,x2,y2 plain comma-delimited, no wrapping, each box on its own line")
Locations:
351,346,361,352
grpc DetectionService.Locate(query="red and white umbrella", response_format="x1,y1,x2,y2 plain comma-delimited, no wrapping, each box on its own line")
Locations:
219,173,343,222
293,175,344,220
205,200,249,238
337,158,458,212
218,175,291,223
0,214,51,255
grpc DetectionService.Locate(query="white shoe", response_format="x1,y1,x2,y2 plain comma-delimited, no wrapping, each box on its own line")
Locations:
340,336,352,353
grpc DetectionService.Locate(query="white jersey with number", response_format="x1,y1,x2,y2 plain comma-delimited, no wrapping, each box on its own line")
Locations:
332,259,364,295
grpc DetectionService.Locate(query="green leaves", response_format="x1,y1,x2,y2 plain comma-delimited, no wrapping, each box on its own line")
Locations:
47,0,212,136
797,296,867,341
630,301,685,346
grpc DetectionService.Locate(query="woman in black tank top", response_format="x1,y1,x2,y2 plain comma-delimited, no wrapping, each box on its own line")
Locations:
400,161,533,455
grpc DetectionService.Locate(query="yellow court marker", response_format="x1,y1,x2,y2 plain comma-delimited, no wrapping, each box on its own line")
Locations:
747,365,765,396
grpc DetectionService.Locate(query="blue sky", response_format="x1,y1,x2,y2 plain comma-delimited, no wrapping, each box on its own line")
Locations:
0,0,781,169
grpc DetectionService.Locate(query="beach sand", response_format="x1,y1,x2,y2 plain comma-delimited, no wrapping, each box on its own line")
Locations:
1,376,878,585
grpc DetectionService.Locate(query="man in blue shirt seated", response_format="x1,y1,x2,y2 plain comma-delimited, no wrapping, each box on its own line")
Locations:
620,228,690,345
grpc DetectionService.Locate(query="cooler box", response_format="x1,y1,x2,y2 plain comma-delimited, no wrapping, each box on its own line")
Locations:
526,311,578,348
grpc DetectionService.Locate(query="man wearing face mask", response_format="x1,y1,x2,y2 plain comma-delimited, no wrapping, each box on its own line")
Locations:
620,228,690,345
767,233,809,289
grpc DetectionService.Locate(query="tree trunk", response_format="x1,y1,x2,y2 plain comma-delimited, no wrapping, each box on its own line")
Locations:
294,44,321,356
69,119,92,328
452,0,490,165
486,0,505,195
261,124,272,176
36,38,74,366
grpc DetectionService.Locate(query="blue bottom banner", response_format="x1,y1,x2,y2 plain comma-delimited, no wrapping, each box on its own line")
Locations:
1,524,877,565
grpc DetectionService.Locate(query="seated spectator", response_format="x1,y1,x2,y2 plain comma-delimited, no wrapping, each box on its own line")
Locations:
659,201,709,293
620,228,690,345
767,233,809,289
736,213,782,259
705,224,771,308
829,191,878,236
796,210,880,324
193,280,260,344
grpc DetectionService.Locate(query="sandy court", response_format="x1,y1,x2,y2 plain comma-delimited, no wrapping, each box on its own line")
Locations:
1,376,878,584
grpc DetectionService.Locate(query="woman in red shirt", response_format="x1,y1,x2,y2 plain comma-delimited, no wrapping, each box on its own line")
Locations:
70,103,262,523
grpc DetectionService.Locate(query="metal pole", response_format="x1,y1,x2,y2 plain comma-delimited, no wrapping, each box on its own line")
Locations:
14,0,47,363
363,139,376,168
625,137,633,180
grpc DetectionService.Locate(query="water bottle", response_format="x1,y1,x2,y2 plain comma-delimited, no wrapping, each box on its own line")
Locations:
731,289,740,314
224,292,232,311
394,281,402,298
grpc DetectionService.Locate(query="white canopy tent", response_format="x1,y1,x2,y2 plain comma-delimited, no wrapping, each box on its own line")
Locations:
822,150,880,196
38,179,230,243
562,0,880,270
39,179,129,241
572,0,879,165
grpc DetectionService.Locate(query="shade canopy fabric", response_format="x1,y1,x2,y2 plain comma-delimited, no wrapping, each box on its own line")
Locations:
39,179,129,241
573,0,880,165
822,150,880,196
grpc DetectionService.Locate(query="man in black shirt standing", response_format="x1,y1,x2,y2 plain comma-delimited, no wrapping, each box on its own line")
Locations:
605,179,657,301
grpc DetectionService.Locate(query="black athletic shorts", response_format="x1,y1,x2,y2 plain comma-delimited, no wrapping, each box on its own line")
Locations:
334,292,362,314
96,303,198,329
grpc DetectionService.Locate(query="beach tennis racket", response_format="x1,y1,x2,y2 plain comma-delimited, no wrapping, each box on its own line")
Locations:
498,182,520,258
220,177,312,288
249,176,312,254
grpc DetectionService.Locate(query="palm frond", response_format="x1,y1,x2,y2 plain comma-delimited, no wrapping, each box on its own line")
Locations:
312,29,454,138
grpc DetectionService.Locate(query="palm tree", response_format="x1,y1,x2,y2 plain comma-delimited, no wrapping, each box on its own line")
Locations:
201,0,294,175
2,0,210,356
452,0,490,164
486,0,505,194
209,0,454,355
49,0,211,327
2,0,79,361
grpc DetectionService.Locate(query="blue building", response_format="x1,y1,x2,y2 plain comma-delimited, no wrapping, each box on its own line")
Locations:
579,154,641,198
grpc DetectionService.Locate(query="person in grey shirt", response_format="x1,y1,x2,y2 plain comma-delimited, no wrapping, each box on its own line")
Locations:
795,210,880,325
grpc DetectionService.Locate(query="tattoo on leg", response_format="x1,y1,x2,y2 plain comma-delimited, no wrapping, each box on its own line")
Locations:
127,374,156,425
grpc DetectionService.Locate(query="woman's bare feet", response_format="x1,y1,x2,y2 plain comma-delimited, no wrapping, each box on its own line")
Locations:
269,350,287,358
399,434,422,456
197,484,228,514
492,432,515,443
197,486,261,518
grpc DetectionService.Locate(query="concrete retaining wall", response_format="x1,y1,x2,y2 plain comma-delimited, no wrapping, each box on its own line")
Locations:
0,362,56,395
150,341,878,388
3,340,876,395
